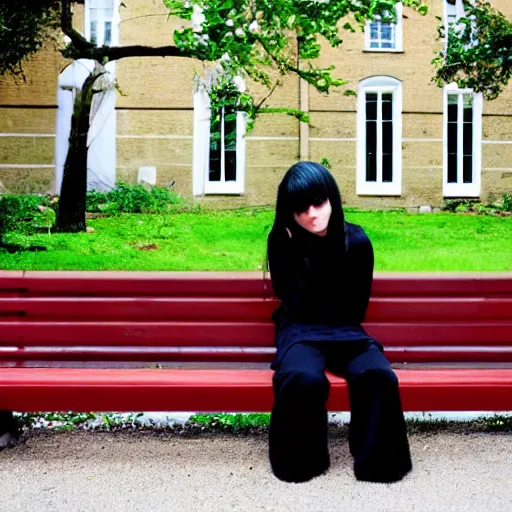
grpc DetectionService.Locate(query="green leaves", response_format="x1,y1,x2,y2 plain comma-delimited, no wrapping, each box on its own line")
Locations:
167,0,415,124
433,0,512,100
0,0,60,77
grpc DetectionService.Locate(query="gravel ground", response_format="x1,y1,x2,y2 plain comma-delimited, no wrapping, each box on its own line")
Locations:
1,430,511,512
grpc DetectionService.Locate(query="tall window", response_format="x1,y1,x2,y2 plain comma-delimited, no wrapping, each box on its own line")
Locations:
85,0,117,47
365,3,403,52
357,77,402,196
193,90,246,196
443,85,482,197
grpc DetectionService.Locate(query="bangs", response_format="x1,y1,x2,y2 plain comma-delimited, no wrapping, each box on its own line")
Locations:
286,172,329,214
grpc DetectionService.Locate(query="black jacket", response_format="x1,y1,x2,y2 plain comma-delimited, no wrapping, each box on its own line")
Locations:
267,222,378,367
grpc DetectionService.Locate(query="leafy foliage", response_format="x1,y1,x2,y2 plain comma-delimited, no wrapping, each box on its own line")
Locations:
0,195,57,238
442,194,512,215
502,193,512,212
168,1,427,95
0,0,60,77
189,413,271,430
85,182,187,214
433,0,512,100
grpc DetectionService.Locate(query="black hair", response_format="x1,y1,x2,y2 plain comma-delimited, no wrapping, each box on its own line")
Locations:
271,161,347,248
264,161,348,293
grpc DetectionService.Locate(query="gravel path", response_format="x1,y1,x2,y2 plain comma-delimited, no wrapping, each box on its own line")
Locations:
1,430,511,511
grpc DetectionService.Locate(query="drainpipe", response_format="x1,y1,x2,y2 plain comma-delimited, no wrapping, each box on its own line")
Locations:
298,44,309,161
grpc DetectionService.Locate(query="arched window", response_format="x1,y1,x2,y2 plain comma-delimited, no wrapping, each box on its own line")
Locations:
357,76,402,196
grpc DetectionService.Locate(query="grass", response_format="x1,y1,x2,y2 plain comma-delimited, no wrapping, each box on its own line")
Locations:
0,208,511,271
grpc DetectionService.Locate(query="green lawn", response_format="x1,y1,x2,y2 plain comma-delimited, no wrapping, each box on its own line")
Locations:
1,208,511,271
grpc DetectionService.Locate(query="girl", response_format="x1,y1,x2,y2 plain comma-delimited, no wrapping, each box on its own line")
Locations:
267,161,412,483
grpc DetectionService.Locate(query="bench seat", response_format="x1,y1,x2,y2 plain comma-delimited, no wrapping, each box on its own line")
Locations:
1,368,512,412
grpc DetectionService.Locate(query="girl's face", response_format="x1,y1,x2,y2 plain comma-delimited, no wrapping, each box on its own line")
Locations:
293,199,332,237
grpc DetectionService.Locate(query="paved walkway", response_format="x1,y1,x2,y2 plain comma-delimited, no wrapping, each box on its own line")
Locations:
1,430,511,511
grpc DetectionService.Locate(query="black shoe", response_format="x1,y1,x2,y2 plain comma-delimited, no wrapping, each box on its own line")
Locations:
272,453,330,483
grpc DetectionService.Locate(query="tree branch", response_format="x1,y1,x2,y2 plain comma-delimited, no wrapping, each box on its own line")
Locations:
63,44,185,62
61,0,95,53
60,0,188,63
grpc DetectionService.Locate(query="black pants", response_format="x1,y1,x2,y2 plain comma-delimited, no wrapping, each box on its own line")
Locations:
269,341,412,483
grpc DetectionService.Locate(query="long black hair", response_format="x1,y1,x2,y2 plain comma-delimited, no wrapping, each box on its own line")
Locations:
272,161,347,247
264,161,349,292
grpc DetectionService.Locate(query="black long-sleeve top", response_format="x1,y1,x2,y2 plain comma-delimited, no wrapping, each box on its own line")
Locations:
268,222,378,367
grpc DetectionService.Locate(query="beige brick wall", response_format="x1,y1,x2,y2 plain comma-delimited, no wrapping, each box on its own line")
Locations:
0,0,511,207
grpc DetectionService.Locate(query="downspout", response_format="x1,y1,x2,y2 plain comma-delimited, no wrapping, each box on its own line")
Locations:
298,42,309,161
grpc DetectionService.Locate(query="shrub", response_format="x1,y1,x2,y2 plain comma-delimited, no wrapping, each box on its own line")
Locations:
86,181,186,214
502,192,512,212
0,195,57,238
443,199,479,212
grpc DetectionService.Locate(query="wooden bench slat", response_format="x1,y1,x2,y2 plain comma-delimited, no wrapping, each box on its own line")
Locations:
1,297,512,321
1,272,511,297
367,298,512,320
371,276,512,296
14,272,269,298
0,297,277,320
1,368,511,412
1,346,512,364
1,321,511,346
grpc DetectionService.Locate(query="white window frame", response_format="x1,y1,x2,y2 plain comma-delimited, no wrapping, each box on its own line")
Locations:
443,83,482,198
84,0,120,47
356,76,402,196
364,3,403,52
193,90,246,196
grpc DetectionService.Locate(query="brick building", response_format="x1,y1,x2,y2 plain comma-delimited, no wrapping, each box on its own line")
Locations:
0,0,511,208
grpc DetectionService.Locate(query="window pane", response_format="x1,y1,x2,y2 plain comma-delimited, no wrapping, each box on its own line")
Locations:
381,24,392,41
104,21,112,46
225,152,237,182
447,153,457,183
90,21,98,45
447,121,458,155
370,23,379,39
382,121,393,155
224,107,237,182
366,93,377,120
366,121,377,182
381,42,393,48
447,94,458,122
463,155,473,183
463,94,473,122
382,94,392,120
209,109,222,182
382,153,393,183
463,121,473,156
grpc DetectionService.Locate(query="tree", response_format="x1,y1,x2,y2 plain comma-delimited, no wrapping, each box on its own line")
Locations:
433,0,512,100
1,1,427,232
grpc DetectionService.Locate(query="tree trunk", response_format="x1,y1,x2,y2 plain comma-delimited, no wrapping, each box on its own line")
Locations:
56,68,104,233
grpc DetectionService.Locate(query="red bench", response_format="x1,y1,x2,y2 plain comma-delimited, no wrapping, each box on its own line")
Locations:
0,271,511,413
